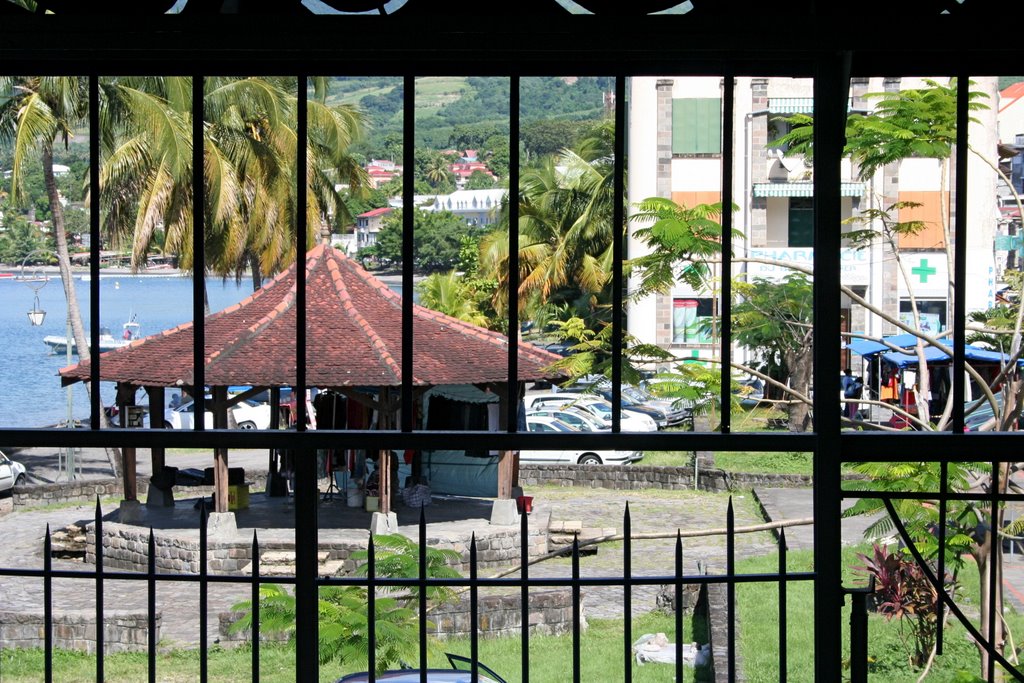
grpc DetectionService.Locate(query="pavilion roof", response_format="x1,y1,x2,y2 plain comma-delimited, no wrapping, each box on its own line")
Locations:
60,244,563,389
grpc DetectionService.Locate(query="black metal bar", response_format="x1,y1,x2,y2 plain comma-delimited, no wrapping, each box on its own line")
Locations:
94,497,104,681
507,75,520,432
402,74,415,430
199,499,208,683
572,535,580,683
937,461,948,654
192,74,205,421
675,531,683,683
148,528,157,683
779,529,787,683
44,525,52,683
812,50,850,683
847,578,873,683
726,497,735,681
419,505,428,683
988,458,999,681
252,531,260,683
720,73,734,435
623,502,632,683
294,75,319,683
520,494,530,683
952,73,968,433
611,73,625,434
88,75,100,426
368,534,376,683
470,533,479,683
296,74,308,431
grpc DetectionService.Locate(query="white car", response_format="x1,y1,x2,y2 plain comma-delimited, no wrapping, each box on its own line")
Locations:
163,398,273,430
523,392,659,432
522,415,642,465
0,450,27,491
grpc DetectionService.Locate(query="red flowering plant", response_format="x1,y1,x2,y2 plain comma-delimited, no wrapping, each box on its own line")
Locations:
854,543,954,669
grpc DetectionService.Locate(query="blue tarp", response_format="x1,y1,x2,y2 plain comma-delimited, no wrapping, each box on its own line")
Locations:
847,333,1009,368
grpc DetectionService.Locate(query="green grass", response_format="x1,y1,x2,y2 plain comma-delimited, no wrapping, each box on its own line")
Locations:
0,612,710,682
735,546,1024,682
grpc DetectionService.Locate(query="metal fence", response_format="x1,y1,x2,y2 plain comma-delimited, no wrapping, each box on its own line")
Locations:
0,2,1022,682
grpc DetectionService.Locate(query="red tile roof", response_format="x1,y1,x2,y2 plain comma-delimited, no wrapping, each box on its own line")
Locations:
1001,82,1024,113
61,244,563,389
358,207,393,218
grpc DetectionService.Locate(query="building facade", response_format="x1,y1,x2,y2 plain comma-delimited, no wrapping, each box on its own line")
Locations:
628,76,1002,373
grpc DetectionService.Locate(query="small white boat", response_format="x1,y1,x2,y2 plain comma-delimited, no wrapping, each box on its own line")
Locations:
43,319,141,356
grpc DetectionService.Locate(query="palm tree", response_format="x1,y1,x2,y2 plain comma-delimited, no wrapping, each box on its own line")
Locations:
0,75,122,471
100,76,369,291
0,77,91,368
481,147,616,327
416,270,489,327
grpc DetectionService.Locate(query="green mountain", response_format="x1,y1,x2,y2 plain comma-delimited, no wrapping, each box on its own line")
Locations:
328,76,613,156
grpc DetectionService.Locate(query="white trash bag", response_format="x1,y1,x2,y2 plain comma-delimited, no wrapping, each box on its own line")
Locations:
632,633,710,667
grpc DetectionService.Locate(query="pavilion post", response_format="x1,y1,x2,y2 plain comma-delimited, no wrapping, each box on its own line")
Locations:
496,383,513,501
212,386,229,514
146,386,165,474
379,448,392,515
117,383,138,502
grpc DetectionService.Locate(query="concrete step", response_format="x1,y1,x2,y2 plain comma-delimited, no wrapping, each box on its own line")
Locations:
259,550,329,565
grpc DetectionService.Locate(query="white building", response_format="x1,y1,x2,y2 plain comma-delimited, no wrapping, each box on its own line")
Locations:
391,188,507,227
627,76,1000,367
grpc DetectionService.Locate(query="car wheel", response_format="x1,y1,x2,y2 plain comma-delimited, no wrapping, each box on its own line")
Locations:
577,453,602,465
238,421,257,430
15,474,26,487
164,421,174,429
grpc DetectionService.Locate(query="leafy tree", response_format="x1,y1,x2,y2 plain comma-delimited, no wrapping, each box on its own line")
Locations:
362,208,479,274
732,274,814,432
464,170,495,190
0,215,48,264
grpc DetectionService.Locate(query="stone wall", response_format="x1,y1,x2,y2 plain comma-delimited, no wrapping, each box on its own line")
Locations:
11,471,268,510
218,589,579,643
518,464,814,493
88,517,549,576
0,610,158,653
12,478,127,509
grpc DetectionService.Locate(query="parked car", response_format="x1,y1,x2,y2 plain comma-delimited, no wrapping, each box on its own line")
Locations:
336,654,506,682
523,392,658,432
523,415,642,465
964,394,1010,432
569,377,689,427
526,406,610,432
0,450,27,492
163,397,273,430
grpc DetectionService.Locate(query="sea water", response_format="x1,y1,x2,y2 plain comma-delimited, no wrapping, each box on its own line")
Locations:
1,274,266,428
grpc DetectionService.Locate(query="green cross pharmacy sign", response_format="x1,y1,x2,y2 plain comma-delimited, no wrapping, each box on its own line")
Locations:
911,258,938,284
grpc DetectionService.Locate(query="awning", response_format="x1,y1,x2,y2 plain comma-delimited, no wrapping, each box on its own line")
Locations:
847,333,1011,368
768,97,856,115
752,182,864,198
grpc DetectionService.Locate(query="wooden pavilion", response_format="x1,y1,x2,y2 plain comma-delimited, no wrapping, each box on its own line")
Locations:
59,243,562,520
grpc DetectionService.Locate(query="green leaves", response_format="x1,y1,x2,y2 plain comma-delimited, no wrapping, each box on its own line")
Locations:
629,196,739,299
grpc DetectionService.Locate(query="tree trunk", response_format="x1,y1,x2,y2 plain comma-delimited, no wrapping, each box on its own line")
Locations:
43,143,122,477
784,346,813,432
248,251,263,292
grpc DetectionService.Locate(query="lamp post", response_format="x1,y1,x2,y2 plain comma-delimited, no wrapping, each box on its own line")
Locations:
20,250,77,481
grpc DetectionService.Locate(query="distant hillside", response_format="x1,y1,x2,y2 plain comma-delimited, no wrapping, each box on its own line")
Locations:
329,76,612,155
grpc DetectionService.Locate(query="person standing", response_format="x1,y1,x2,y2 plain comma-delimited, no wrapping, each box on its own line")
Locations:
846,375,864,421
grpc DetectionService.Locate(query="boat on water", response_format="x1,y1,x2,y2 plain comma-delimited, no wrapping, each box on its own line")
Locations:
43,319,141,355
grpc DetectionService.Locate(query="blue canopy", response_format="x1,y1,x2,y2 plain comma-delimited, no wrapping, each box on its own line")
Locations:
847,333,1009,368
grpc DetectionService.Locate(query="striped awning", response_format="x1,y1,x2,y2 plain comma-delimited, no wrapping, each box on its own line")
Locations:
752,182,865,197
769,97,857,115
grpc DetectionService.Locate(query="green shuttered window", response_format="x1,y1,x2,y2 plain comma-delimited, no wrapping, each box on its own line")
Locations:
672,98,721,155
